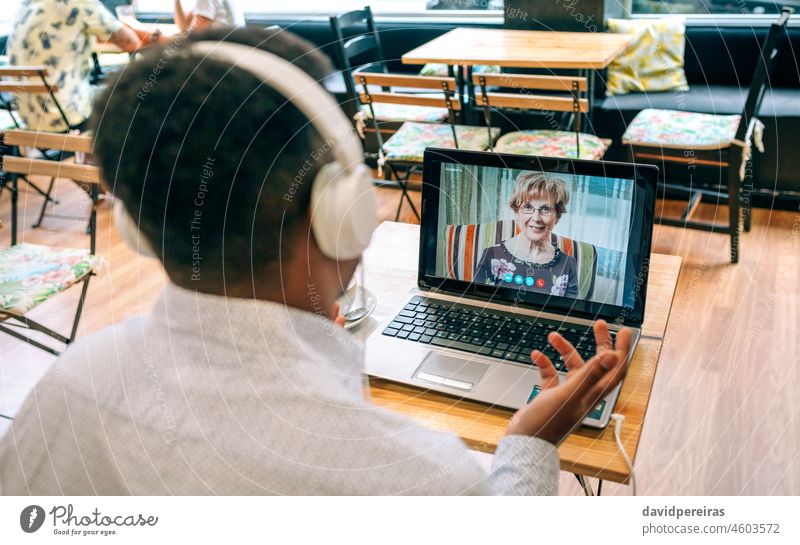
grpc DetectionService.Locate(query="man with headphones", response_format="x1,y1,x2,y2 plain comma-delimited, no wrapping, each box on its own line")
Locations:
0,27,630,495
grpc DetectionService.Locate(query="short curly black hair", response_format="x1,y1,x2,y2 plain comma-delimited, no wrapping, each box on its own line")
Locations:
91,26,335,290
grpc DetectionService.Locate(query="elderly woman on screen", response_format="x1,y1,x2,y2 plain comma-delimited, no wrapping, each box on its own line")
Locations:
475,172,579,298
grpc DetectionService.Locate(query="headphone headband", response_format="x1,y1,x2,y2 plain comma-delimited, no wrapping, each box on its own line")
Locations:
115,37,376,263
190,41,364,173
185,39,377,262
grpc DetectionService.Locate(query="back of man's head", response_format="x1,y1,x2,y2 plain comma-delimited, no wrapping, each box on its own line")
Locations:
91,27,334,292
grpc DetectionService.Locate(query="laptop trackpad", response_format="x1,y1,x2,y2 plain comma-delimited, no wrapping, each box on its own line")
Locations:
413,353,489,392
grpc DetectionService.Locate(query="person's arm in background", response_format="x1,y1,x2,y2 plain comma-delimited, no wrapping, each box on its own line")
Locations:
80,0,143,52
184,0,215,33
114,13,164,47
187,15,213,33
174,0,192,32
108,25,144,52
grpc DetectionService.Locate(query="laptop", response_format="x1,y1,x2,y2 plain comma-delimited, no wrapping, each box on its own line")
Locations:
365,148,658,428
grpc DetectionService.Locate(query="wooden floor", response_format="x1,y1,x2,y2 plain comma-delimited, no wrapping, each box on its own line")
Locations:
1,177,798,495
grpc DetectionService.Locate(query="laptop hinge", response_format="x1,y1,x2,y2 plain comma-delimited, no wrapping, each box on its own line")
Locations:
416,284,644,329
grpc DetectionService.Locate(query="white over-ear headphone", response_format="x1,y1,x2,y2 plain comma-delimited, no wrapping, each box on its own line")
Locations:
115,39,377,261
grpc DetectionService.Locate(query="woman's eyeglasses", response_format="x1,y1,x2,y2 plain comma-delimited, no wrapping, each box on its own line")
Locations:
518,203,553,217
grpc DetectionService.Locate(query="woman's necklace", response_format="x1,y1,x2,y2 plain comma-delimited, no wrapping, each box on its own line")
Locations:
514,237,555,264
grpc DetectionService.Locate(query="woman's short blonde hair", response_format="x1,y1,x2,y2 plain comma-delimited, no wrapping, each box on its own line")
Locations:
509,172,570,217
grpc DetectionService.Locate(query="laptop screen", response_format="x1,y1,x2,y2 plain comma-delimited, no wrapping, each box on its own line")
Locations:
419,149,657,326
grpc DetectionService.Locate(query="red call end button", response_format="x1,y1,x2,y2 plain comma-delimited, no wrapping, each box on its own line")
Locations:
535,278,545,288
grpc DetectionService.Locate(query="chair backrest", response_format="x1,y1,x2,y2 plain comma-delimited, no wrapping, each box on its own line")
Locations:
442,219,599,300
330,7,388,103
1,129,99,252
0,67,58,98
734,7,792,142
0,65,72,130
472,73,588,155
356,72,459,111
356,72,461,148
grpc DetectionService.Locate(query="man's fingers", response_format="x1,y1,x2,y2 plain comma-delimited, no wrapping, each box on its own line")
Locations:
567,350,620,400
593,319,613,354
589,327,633,399
548,332,584,371
532,350,559,390
614,326,634,358
584,350,630,402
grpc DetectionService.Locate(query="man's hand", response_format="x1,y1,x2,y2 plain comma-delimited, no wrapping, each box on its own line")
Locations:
507,320,633,445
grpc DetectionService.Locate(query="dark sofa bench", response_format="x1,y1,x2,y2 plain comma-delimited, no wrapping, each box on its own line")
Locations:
595,25,800,197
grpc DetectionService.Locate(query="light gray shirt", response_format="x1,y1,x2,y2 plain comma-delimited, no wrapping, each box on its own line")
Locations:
0,283,558,495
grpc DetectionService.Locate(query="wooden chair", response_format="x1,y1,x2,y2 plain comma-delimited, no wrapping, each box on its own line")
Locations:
622,8,792,263
0,129,102,355
329,7,450,133
0,65,95,233
473,73,611,161
358,71,500,221
0,66,66,216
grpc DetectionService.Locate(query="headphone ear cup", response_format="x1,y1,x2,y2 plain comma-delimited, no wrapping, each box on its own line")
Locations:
310,162,377,261
113,201,156,258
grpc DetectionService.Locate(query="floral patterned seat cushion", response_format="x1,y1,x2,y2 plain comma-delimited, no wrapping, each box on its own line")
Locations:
383,122,501,163
494,130,609,160
361,102,449,123
0,243,103,316
622,108,741,150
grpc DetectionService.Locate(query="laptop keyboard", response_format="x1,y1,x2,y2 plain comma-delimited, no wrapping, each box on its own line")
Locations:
381,296,611,373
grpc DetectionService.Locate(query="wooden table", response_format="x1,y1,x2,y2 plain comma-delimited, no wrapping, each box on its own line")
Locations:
402,27,634,70
356,221,681,485
402,28,635,122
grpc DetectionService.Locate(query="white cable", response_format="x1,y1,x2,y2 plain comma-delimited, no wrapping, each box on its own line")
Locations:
611,413,636,496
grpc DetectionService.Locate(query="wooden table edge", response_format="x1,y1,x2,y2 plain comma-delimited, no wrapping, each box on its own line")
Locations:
654,256,682,339
368,338,664,484
642,254,683,341
401,56,617,70
400,29,636,70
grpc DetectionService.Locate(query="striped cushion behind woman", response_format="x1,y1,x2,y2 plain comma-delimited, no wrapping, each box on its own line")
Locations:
443,220,598,300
